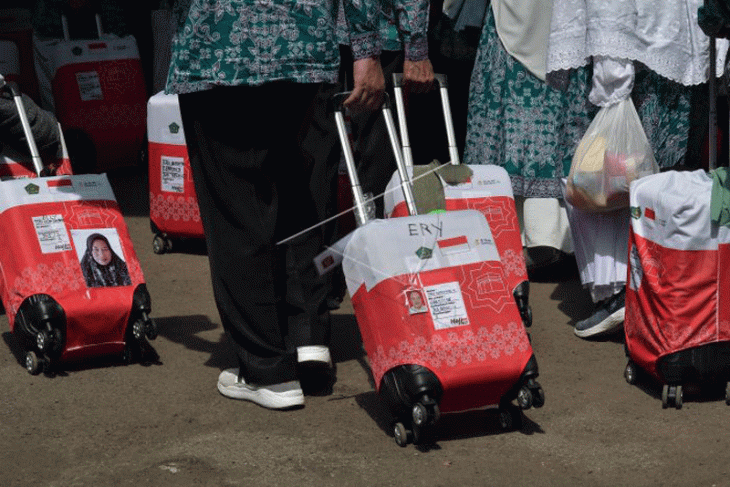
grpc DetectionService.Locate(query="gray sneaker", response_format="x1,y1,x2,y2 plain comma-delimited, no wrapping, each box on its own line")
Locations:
574,290,625,339
217,369,304,410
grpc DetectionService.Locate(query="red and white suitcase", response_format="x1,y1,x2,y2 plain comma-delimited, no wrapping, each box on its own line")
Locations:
335,93,543,447
0,81,156,375
146,91,203,254
625,169,730,408
33,15,147,173
384,74,531,327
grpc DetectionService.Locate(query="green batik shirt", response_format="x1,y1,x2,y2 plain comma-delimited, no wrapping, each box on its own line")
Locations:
337,0,430,60
166,0,382,94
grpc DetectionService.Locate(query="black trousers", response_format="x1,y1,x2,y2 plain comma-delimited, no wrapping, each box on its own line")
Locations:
179,83,332,386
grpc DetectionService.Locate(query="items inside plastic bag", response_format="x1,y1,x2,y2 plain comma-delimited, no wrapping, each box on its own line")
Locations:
566,97,658,212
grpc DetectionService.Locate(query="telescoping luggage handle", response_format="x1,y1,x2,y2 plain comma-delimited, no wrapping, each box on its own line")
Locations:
333,92,418,224
0,75,45,176
392,73,460,168
61,13,104,41
709,35,718,171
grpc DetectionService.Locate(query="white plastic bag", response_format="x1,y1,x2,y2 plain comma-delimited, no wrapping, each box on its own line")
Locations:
566,97,658,212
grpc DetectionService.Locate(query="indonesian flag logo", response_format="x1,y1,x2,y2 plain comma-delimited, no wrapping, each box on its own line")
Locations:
47,179,73,188
644,207,656,220
437,235,470,255
47,178,74,193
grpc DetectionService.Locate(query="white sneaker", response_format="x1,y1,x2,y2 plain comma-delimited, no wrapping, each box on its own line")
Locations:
217,369,304,410
297,345,332,366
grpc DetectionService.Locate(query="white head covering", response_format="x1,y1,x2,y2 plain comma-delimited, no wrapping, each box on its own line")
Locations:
492,0,554,81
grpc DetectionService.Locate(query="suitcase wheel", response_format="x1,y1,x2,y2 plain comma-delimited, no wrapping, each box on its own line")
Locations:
624,361,639,385
661,384,683,410
152,234,173,255
393,422,411,447
516,378,545,410
392,396,440,447
24,351,45,375
131,317,157,342
412,397,440,427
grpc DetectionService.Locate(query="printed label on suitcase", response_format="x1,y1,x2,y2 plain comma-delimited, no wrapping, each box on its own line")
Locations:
424,281,469,329
76,71,103,101
161,156,185,193
33,214,72,253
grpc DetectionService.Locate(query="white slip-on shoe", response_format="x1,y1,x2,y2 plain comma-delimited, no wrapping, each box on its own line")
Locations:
217,369,304,410
297,345,332,366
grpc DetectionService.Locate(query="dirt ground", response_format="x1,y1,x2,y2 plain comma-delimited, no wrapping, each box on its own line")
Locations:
2,165,730,487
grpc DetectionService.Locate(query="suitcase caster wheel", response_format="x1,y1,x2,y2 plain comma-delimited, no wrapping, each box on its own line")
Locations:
393,422,411,447
132,319,146,341
412,400,440,427
529,381,545,408
662,385,683,410
152,235,172,255
145,318,158,341
674,385,683,410
624,361,638,385
517,385,533,410
412,403,428,426
25,351,43,375
36,330,51,352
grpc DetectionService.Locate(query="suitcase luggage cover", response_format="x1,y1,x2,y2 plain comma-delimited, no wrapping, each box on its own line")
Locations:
34,33,146,171
0,173,147,361
147,91,203,240
384,164,528,289
626,169,730,380
343,209,532,412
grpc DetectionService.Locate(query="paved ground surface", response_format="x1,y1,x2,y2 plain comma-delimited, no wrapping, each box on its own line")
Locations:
3,165,730,487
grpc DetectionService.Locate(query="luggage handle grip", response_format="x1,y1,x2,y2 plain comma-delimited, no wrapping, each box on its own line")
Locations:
392,73,460,168
332,92,418,223
1,76,45,177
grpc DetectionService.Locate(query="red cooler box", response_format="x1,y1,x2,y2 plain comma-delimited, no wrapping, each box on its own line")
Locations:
34,32,147,172
625,169,730,408
147,91,203,253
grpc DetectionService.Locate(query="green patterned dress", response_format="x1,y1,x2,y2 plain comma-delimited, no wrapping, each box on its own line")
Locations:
463,8,694,199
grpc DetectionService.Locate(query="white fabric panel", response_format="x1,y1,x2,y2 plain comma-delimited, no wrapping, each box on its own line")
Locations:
384,164,514,217
547,0,728,86
343,210,501,294
0,174,116,212
630,170,725,251
147,91,186,145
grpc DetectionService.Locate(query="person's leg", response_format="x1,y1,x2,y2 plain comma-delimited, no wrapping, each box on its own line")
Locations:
180,84,322,406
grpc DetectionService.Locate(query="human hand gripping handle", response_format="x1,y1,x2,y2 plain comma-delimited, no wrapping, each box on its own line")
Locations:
403,59,435,94
343,57,385,111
